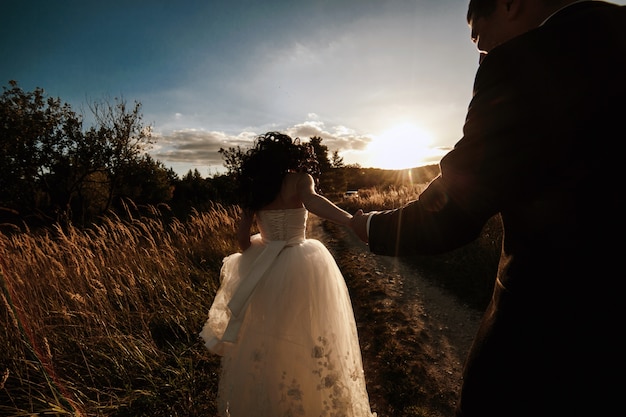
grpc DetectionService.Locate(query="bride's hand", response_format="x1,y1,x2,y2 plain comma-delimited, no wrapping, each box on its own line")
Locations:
350,209,369,243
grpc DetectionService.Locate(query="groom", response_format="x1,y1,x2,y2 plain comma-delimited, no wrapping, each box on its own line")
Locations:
351,1,626,416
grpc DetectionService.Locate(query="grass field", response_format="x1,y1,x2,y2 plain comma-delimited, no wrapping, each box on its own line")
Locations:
1,187,500,416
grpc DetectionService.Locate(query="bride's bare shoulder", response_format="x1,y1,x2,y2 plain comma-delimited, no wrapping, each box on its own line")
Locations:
260,173,306,210
281,172,309,188
289,172,313,187
282,172,312,204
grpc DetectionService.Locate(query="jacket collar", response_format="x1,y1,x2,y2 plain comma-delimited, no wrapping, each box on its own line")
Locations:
541,1,613,26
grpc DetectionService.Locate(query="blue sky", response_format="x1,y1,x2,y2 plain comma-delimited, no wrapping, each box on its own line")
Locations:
6,0,619,177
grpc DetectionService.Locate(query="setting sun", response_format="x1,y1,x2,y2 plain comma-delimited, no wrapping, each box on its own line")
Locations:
366,122,441,170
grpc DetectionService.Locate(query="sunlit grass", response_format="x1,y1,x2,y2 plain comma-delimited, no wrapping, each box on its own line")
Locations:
1,202,239,416
1,186,499,416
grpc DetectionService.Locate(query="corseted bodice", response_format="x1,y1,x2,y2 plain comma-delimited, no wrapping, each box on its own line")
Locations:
256,208,307,243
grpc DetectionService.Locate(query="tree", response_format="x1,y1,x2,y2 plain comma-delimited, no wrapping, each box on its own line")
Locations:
331,150,344,168
85,97,158,214
0,81,174,227
171,169,220,217
218,145,246,177
119,155,175,204
308,136,331,173
0,80,82,215
307,136,344,193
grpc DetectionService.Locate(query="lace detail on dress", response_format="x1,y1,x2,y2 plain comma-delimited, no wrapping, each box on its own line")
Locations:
219,330,374,417
310,334,369,417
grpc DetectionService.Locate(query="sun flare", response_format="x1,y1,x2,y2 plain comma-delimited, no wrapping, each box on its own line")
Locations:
366,122,439,170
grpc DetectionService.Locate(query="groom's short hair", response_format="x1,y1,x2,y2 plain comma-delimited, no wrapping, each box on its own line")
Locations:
467,0,498,22
468,0,574,22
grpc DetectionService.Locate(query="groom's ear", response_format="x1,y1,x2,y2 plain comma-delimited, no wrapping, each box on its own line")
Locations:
502,0,522,20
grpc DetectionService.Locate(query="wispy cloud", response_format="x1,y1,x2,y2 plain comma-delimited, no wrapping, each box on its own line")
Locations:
151,115,373,173
151,129,255,166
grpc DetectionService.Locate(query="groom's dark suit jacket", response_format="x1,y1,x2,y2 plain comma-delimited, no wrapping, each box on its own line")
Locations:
368,2,626,416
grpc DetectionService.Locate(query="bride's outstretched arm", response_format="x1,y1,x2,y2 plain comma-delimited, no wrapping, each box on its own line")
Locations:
297,173,352,226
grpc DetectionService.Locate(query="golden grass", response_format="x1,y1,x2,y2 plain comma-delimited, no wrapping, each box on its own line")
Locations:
1,185,499,416
338,184,428,213
1,202,239,416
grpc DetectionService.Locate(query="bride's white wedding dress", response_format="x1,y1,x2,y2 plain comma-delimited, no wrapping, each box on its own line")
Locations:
200,208,376,417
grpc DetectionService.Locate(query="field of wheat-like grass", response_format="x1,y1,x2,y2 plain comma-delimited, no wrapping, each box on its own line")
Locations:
1,185,500,416
1,202,240,416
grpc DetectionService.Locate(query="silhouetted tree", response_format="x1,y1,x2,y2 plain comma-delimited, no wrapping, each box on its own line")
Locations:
0,80,82,218
331,150,344,168
172,169,217,216
218,145,246,177
0,81,174,227
87,96,156,213
308,136,331,173
118,155,176,204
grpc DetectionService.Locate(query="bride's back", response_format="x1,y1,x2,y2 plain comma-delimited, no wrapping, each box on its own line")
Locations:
260,172,306,211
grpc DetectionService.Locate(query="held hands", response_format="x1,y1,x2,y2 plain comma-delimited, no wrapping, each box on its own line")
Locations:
349,209,370,243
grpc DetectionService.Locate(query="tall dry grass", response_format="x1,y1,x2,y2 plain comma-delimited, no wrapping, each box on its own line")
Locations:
1,202,240,416
345,184,429,211
1,184,500,416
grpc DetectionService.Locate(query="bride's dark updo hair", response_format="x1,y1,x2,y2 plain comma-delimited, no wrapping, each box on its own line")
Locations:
238,132,320,211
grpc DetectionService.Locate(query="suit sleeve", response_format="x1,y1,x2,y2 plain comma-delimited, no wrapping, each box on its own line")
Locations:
367,176,491,256
368,46,544,257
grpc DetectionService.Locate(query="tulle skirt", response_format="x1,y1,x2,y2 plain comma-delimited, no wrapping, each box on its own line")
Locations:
201,235,375,417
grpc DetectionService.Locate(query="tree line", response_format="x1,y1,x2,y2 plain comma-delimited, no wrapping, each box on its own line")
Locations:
1,81,439,231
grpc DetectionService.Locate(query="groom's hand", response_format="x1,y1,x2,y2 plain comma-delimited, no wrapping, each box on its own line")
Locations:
350,209,370,243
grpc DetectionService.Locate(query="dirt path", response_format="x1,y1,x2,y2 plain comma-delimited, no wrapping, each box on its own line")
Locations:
307,215,483,417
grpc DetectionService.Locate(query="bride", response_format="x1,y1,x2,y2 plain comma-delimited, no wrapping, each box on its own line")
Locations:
200,132,376,417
